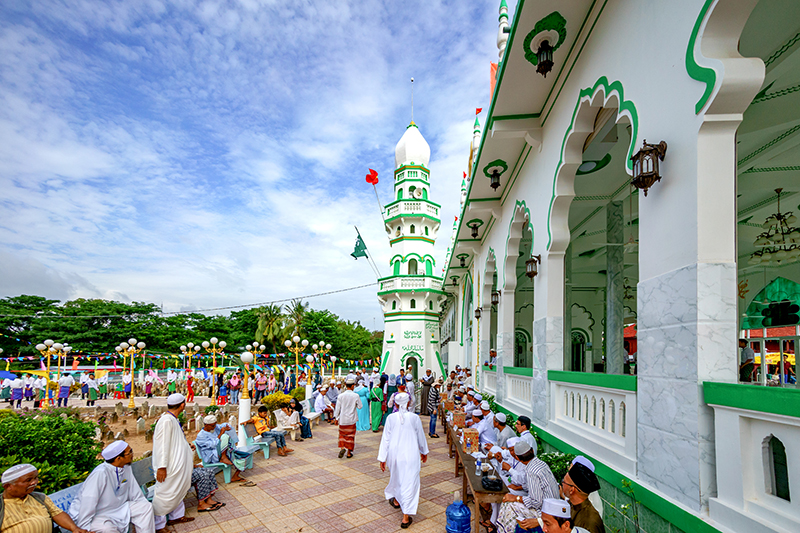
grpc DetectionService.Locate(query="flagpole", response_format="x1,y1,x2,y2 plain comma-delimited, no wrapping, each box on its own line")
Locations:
355,226,383,279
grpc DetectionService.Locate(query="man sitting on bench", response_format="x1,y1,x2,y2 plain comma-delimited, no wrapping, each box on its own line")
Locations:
196,415,255,486
240,406,294,457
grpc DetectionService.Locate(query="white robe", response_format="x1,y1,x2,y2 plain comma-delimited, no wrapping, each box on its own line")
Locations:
377,410,429,515
69,462,155,533
151,412,193,516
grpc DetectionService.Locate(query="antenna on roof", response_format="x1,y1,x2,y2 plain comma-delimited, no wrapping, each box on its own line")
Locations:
410,77,414,123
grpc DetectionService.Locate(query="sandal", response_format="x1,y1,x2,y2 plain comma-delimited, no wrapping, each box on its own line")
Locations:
431,434,440,438
400,517,413,529
389,497,401,509
239,480,256,487
166,517,195,525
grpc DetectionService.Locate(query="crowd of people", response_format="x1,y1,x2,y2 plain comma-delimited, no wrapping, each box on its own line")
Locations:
1,364,606,533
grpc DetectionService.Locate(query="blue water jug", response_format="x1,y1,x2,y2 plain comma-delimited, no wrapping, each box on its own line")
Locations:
445,491,471,533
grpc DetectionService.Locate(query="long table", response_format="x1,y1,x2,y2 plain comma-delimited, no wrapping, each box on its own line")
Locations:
446,421,508,533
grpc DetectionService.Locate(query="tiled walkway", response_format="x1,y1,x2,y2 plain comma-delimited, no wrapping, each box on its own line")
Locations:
176,417,460,533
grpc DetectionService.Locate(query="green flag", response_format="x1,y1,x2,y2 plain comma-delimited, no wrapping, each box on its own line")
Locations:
351,235,367,259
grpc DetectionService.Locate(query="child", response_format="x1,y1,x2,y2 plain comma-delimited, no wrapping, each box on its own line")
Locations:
240,406,294,456
218,383,228,405
86,373,98,407
276,404,305,442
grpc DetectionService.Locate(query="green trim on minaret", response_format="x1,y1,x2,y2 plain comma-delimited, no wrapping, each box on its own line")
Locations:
500,0,508,8
407,121,418,129
473,116,481,133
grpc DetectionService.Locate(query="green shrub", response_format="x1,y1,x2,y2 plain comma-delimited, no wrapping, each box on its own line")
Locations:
260,391,293,425
538,451,575,482
203,405,220,415
289,386,305,401
0,412,102,493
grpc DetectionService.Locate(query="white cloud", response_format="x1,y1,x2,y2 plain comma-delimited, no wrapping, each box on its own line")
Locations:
0,0,501,327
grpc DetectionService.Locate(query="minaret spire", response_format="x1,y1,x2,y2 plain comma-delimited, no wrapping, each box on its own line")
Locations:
410,77,415,124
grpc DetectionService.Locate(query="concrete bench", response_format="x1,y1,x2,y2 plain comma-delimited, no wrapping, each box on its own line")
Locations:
272,409,298,441
193,440,255,483
301,399,321,427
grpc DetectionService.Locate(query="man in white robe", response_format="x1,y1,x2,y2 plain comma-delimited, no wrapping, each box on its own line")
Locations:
69,441,155,533
152,393,195,530
377,392,428,529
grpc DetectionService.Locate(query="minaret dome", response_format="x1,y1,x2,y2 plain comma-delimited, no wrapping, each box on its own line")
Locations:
395,122,431,169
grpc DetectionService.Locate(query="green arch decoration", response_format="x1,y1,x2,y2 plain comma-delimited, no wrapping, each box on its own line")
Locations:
741,277,800,330
546,76,639,249
501,200,535,289
685,0,716,114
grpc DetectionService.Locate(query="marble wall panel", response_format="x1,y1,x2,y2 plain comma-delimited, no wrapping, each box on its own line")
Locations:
638,424,701,510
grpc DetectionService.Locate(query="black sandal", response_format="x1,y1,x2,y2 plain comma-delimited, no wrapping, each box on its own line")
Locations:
400,517,413,529
389,497,401,509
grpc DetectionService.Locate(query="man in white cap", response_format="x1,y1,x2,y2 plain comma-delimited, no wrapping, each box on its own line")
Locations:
315,386,334,422
482,438,529,531
1,464,91,533
151,394,195,529
570,457,603,518
496,440,559,533
418,369,435,416
334,376,362,458
463,391,476,416
463,368,474,388
403,370,416,413
471,409,497,447
493,413,516,448
377,392,428,529
560,458,604,533
69,441,155,533
370,367,381,389
196,415,254,485
326,381,340,406
536,498,591,533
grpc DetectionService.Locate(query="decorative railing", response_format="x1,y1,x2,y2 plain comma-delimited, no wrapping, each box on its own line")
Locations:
482,368,497,395
505,371,533,414
378,276,443,292
548,371,638,475
704,382,800,533
384,200,440,219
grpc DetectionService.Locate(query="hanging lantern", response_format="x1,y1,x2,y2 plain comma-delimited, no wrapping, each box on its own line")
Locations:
488,168,501,190
491,291,500,306
536,40,554,77
471,223,480,238
525,254,542,279
457,254,468,267
474,307,482,320
451,276,459,287
630,140,667,196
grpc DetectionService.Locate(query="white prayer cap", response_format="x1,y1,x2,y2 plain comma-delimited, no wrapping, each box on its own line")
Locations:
373,367,379,371
345,376,356,385
480,401,490,410
506,437,520,449
426,368,431,371
167,393,186,406
467,391,475,397
203,415,217,425
474,393,483,401
1,464,37,484
490,445,503,454
495,412,507,423
541,498,571,519
572,455,596,472
514,440,532,456
101,440,129,461
472,409,483,417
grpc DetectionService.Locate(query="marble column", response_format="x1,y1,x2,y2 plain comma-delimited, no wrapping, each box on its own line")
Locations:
496,290,515,404
606,201,625,374
532,316,563,426
564,244,573,370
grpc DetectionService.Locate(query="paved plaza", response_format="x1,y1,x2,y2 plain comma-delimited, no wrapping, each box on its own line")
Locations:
173,419,459,533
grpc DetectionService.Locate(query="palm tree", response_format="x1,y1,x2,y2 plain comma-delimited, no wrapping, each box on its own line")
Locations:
255,304,284,352
284,299,308,338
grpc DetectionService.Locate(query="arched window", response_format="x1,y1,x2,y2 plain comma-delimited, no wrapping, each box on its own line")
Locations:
422,188,428,199
763,435,791,501
392,301,397,310
425,226,429,236
410,299,416,309
408,259,418,275
429,300,433,310
410,224,416,234
393,261,400,275
397,189,403,200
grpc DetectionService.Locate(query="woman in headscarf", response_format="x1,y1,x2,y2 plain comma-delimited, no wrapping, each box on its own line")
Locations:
377,393,429,529
370,375,386,432
355,379,371,431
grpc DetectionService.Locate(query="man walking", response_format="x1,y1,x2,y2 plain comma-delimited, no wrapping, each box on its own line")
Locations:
427,378,442,438
334,376,362,458
419,369,435,416
377,393,428,529
152,394,195,530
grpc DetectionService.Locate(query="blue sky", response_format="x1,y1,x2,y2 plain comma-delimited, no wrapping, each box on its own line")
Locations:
0,0,500,328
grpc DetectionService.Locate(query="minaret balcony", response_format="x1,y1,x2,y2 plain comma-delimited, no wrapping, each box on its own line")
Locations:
378,275,444,293
384,199,441,221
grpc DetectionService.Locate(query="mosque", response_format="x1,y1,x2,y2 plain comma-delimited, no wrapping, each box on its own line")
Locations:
436,1,800,533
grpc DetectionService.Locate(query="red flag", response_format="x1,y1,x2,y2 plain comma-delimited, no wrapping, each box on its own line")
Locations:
366,168,379,185
476,108,483,115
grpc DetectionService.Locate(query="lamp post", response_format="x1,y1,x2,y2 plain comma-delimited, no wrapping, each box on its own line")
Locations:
311,342,332,381
180,343,201,373
244,342,266,401
35,340,61,406
117,339,146,409
283,336,308,388
331,356,338,379
237,350,255,448
202,338,227,404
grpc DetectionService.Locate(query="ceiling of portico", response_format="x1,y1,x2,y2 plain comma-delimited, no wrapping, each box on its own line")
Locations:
736,0,800,273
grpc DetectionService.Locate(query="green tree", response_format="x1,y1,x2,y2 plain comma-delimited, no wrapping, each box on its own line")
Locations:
255,304,284,352
284,299,308,338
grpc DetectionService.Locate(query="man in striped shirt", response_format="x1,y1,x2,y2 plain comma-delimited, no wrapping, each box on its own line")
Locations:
496,440,559,533
426,378,442,438
1,464,91,533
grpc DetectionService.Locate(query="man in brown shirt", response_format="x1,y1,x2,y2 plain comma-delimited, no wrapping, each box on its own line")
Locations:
560,460,605,533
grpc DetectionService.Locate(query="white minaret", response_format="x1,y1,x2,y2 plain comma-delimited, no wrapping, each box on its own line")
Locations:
378,121,446,380
497,0,510,61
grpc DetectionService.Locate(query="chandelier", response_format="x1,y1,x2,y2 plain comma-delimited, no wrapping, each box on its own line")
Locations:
749,188,800,266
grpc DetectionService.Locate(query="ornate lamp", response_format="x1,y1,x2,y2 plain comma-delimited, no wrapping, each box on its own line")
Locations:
525,254,542,279
488,168,502,190
536,40,554,77
451,276,459,287
491,291,500,306
630,140,667,196
470,223,480,238
474,307,482,320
